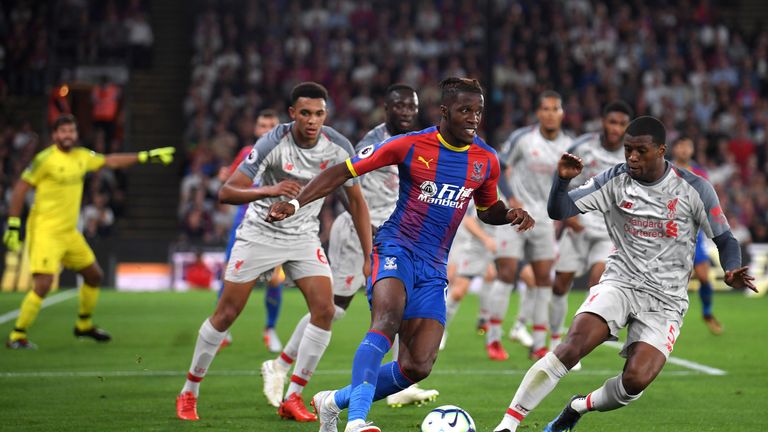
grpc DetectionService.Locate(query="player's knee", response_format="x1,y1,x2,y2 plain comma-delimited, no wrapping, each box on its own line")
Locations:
85,269,103,287
621,368,654,394
310,302,336,325
496,267,516,283
552,277,569,295
400,357,434,382
214,302,243,329
553,341,582,369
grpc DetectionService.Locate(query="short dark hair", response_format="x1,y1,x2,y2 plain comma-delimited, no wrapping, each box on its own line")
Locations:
439,77,483,103
290,82,328,104
257,108,279,118
52,114,77,130
602,100,634,118
385,83,416,97
536,90,562,109
625,116,666,146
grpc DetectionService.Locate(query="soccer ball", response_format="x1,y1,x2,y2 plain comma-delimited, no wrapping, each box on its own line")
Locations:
420,405,476,432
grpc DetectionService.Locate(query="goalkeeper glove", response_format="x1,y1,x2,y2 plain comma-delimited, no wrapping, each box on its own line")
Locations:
138,147,175,165
3,217,22,252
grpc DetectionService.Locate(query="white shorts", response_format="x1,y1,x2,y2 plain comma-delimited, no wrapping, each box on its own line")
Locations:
327,212,366,297
495,220,556,261
575,283,683,359
554,229,613,275
450,239,492,278
225,236,331,284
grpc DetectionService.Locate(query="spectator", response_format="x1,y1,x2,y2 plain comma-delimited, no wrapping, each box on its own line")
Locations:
82,193,115,239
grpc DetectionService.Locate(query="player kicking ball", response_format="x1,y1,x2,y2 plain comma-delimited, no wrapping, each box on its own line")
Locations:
493,116,756,432
268,77,534,432
4,114,174,349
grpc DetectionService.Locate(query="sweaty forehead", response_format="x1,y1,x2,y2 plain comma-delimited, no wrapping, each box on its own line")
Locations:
294,97,327,111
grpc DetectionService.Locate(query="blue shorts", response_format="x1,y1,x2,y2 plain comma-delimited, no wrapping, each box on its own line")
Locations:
366,242,448,326
693,231,710,266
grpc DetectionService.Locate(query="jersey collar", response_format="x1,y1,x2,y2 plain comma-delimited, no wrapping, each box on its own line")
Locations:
437,132,470,152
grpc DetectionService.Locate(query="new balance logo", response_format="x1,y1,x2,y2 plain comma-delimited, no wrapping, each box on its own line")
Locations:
417,155,433,169
620,200,633,209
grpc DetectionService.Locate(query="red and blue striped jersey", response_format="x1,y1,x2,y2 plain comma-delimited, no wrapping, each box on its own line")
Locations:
346,126,501,265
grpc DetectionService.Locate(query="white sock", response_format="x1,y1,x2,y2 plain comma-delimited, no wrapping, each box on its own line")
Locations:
181,318,227,396
500,352,569,426
516,284,533,325
487,280,513,343
532,287,552,350
487,319,503,344
571,374,643,414
285,323,332,397
277,305,344,370
277,313,310,369
478,280,492,322
549,293,568,345
445,296,461,326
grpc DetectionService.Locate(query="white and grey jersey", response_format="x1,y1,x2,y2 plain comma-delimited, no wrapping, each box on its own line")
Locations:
357,123,398,226
567,133,625,236
500,125,572,220
569,162,731,311
237,122,357,242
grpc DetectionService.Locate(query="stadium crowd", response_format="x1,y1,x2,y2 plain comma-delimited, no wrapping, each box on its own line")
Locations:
182,0,766,246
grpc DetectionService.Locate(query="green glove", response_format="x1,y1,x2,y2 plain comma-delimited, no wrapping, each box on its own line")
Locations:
138,147,175,165
4,216,22,252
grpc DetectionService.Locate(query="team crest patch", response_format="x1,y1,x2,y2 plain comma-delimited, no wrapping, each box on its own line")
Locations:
471,160,484,181
383,257,397,270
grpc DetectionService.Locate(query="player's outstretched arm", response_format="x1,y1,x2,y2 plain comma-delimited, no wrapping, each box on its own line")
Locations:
3,179,32,252
103,147,176,168
548,153,584,220
267,162,352,222
219,171,302,205
477,200,535,232
713,230,757,292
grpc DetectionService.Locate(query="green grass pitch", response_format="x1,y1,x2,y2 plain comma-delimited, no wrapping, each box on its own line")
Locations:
1,289,766,431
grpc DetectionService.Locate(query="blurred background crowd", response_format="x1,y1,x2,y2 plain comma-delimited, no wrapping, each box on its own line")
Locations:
1,0,766,248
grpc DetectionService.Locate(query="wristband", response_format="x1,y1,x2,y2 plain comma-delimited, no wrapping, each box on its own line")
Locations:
288,199,300,212
8,216,21,230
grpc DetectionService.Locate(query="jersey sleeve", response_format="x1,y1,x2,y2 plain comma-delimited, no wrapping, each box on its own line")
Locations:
321,126,359,187
568,164,625,214
229,146,252,175
345,135,410,179
690,176,731,238
237,123,289,179
81,149,106,172
473,154,501,211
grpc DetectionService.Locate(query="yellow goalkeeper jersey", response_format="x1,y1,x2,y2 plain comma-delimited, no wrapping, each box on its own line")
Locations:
21,145,105,234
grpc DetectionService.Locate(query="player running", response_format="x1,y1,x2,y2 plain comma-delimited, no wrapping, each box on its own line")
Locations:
216,109,283,352
175,82,371,422
493,116,756,432
261,84,438,411
550,101,633,361
491,91,573,360
268,77,534,432
670,136,723,335
3,114,175,349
